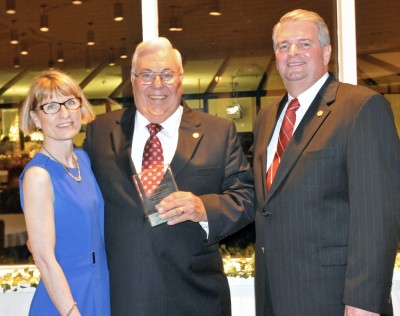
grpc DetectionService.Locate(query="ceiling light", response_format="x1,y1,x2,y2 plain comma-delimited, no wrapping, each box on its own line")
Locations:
20,34,28,55
40,5,49,32
71,0,82,4
10,28,18,44
13,46,20,68
10,19,18,45
169,16,183,31
57,43,64,63
114,2,123,21
209,0,222,16
120,47,128,59
87,22,95,46
169,7,183,32
120,38,128,59
20,43,28,55
214,76,222,83
13,56,20,68
6,0,16,14
108,48,116,66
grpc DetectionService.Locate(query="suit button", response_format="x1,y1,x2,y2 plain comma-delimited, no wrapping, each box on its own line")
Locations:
262,210,272,217
261,247,265,253
144,215,149,221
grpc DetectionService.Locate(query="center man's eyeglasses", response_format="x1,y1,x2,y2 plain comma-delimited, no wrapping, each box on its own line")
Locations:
132,71,182,85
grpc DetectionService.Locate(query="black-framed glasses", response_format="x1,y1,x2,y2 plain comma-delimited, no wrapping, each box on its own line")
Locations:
38,97,82,115
132,71,182,85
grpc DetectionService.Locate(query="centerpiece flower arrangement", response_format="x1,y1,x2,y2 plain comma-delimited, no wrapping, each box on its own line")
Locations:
221,245,400,279
221,243,255,278
0,266,39,293
0,248,399,292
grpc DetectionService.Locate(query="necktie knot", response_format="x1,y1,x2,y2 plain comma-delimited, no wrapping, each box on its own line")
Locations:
287,98,300,112
146,123,162,136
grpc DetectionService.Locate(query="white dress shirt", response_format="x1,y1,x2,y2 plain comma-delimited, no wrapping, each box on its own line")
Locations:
131,105,209,235
266,72,329,170
132,106,182,173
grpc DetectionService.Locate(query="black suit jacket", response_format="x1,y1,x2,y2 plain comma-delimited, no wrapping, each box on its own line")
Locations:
84,104,254,316
252,74,400,316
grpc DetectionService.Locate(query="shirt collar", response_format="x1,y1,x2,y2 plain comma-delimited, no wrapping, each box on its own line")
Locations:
135,105,183,137
289,72,329,107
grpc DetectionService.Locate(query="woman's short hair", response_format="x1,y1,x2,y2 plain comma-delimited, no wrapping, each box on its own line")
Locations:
20,69,95,134
272,9,331,51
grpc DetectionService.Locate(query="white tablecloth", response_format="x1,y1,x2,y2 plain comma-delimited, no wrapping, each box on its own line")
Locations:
228,277,255,316
1,266,399,316
0,214,27,248
0,265,35,316
0,291,33,315
393,270,400,315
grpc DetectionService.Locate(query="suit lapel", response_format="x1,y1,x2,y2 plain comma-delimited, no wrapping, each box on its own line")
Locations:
111,107,137,188
170,104,203,178
110,104,202,189
266,76,339,199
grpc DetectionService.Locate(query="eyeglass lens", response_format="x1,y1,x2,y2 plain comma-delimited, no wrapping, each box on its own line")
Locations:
41,98,81,114
136,71,180,84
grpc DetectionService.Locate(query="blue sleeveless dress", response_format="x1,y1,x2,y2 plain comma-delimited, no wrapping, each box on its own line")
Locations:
20,149,110,316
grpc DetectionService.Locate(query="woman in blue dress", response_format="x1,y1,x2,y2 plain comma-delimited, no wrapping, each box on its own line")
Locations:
19,69,110,316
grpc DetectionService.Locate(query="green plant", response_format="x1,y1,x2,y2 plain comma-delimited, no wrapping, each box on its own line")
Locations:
220,243,255,278
0,267,39,293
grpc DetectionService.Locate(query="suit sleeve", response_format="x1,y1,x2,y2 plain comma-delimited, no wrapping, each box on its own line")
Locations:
82,123,92,157
343,94,400,313
201,121,255,245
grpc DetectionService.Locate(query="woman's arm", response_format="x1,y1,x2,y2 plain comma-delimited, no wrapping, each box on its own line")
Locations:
22,166,81,316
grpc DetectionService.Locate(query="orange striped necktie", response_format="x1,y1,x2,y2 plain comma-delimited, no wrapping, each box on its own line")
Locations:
266,98,300,191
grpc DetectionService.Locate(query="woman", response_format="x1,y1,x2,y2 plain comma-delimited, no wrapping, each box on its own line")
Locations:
19,69,110,316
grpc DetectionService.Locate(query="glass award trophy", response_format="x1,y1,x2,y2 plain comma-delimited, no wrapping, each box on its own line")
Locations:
133,164,178,227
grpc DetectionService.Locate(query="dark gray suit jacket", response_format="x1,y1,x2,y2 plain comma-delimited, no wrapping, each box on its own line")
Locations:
84,104,254,316
253,74,400,316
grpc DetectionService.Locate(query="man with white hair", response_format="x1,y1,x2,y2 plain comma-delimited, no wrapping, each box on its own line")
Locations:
84,37,254,316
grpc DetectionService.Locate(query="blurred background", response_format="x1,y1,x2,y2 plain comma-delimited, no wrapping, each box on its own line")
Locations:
0,0,399,262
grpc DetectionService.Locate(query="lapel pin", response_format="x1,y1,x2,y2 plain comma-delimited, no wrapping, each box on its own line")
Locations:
192,132,199,139
317,110,323,117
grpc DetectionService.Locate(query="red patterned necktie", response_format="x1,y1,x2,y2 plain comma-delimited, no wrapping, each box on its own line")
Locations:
141,123,164,196
266,98,300,191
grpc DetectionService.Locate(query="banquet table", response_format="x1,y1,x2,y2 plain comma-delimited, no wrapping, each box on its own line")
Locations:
393,270,400,316
0,265,37,316
228,276,255,316
0,266,399,316
0,214,27,248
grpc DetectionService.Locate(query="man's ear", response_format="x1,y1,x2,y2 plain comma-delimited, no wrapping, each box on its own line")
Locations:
323,44,332,66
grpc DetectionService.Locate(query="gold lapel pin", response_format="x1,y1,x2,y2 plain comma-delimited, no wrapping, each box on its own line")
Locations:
317,110,323,117
192,132,200,139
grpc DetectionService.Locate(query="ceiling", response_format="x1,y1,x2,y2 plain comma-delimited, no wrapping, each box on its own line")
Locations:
0,0,399,105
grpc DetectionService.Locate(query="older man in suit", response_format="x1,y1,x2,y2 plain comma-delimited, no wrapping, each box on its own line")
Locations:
252,9,400,316
84,37,254,316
